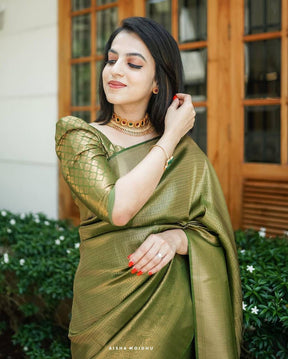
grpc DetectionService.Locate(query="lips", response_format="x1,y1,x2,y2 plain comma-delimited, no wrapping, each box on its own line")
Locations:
108,80,127,89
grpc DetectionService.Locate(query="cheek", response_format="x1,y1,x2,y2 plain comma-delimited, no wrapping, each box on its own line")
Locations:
102,67,108,81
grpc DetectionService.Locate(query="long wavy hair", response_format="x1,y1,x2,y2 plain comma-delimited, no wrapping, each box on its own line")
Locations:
96,16,184,135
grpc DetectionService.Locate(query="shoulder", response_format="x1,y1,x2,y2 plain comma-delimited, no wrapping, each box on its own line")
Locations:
180,135,216,174
55,116,102,144
181,135,208,161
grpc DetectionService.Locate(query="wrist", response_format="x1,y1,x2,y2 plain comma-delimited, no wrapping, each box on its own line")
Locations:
175,229,188,255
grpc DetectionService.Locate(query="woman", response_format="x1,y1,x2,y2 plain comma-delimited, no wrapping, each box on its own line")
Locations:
56,17,242,359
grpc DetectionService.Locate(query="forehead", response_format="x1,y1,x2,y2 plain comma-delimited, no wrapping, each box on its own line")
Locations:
110,31,153,60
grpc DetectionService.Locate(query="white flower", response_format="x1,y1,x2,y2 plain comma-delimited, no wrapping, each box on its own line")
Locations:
19,259,25,266
20,213,26,219
44,221,50,226
10,219,16,225
34,218,40,223
242,302,247,311
3,253,9,263
74,243,80,249
247,265,255,273
23,346,28,351
55,239,61,245
7,228,12,234
240,249,246,254
251,306,259,314
1,210,7,216
59,235,65,241
66,249,71,254
59,227,64,231
259,227,266,237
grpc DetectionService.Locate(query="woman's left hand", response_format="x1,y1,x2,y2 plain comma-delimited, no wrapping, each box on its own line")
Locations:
127,229,188,276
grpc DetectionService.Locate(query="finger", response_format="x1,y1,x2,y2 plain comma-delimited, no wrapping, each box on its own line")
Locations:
168,95,180,109
175,93,192,103
131,242,161,272
128,234,159,266
136,240,173,274
147,253,173,275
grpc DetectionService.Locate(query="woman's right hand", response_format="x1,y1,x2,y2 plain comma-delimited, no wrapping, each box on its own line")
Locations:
164,93,196,142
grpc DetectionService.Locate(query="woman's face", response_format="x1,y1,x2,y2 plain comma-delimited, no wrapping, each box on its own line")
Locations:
102,31,157,113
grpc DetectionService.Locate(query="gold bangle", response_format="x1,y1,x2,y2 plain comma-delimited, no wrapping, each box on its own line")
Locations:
150,144,174,170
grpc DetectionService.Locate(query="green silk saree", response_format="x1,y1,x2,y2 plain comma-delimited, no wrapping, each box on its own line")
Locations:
56,116,242,359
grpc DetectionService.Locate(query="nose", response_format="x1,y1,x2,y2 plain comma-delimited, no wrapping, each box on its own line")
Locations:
110,59,124,77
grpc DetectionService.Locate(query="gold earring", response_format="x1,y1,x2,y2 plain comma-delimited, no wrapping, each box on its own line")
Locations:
152,88,159,94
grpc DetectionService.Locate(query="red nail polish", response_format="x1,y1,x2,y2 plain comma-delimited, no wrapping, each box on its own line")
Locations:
136,271,143,276
128,261,134,267
131,268,138,274
127,254,132,259
148,271,153,276
173,95,178,100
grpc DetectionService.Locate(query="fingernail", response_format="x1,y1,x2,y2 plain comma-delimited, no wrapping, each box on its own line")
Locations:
127,254,132,259
136,271,143,276
131,268,138,274
148,271,153,276
173,95,178,100
128,261,134,267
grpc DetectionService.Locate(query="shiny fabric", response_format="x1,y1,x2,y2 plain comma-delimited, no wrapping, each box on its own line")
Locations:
55,116,242,359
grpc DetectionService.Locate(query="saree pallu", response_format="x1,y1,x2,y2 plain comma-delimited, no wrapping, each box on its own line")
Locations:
56,117,242,359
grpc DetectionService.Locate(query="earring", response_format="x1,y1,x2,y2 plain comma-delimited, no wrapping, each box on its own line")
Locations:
152,88,159,94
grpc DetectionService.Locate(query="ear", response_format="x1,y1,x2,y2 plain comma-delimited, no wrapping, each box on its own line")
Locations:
152,78,158,89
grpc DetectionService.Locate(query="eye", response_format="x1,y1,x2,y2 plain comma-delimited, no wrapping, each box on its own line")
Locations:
107,59,116,65
128,63,143,69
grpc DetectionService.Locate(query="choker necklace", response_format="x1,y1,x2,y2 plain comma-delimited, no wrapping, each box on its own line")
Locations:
107,113,154,136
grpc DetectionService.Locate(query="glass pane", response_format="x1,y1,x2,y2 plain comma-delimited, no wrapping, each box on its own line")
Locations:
72,0,91,11
146,0,171,33
72,15,91,58
178,0,207,43
244,0,281,35
97,0,116,5
244,105,280,163
72,111,91,123
71,63,91,106
189,107,207,153
245,39,281,99
181,49,207,101
96,7,118,54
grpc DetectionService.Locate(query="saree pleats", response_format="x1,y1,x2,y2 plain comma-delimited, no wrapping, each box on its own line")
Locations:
69,228,194,358
55,117,242,359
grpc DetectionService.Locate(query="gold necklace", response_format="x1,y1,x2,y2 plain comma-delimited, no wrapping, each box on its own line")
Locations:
107,113,154,136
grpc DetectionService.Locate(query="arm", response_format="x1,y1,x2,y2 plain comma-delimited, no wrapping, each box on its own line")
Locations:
112,93,195,226
55,94,195,225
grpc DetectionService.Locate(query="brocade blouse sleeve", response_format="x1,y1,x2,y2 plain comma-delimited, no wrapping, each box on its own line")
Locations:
55,116,117,223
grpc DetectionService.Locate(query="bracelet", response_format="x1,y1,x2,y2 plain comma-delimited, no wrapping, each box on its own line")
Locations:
150,145,174,170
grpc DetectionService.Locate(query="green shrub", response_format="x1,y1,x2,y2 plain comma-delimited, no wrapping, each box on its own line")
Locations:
1,209,287,358
236,229,288,359
0,210,80,358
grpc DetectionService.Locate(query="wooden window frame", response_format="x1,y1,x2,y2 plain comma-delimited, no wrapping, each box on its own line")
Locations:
229,0,288,230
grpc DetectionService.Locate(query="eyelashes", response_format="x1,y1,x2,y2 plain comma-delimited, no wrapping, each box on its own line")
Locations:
106,60,143,69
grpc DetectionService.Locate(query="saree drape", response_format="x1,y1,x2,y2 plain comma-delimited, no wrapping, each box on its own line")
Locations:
55,116,242,359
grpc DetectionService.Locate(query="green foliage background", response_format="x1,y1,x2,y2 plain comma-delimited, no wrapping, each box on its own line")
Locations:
0,210,287,358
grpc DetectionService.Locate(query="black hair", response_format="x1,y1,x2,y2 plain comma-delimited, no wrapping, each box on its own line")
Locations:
96,16,184,135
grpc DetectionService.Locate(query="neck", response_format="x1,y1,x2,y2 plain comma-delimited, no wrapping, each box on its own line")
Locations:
113,105,147,123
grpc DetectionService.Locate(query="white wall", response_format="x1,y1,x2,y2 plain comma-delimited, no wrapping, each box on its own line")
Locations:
0,0,58,218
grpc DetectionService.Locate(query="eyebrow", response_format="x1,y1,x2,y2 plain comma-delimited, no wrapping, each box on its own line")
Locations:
108,49,147,62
